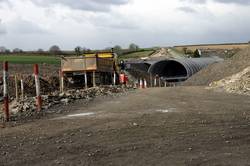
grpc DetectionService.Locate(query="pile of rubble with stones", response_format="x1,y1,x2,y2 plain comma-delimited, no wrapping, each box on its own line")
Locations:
208,66,250,96
0,75,60,98
1,86,132,121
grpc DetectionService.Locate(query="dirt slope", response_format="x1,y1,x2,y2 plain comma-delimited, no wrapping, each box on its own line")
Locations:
184,46,250,86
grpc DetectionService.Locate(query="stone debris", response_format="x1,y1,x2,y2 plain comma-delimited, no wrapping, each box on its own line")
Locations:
208,66,250,95
0,86,131,121
0,75,59,97
22,75,59,96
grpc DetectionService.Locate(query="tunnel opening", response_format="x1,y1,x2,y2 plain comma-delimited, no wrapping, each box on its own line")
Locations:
149,60,188,81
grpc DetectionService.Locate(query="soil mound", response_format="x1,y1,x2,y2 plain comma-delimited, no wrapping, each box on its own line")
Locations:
184,46,250,86
208,67,250,95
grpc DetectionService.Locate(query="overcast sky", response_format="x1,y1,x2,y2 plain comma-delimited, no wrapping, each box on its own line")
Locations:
0,0,250,50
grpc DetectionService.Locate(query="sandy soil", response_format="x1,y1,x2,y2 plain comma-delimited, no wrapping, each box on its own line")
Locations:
1,86,250,166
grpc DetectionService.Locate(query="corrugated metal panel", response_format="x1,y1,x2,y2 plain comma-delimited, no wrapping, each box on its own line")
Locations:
148,57,223,79
125,60,156,72
176,58,222,77
96,58,114,72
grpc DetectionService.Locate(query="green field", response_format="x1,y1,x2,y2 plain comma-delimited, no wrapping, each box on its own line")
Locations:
0,50,155,64
120,50,155,59
168,48,189,58
0,55,60,64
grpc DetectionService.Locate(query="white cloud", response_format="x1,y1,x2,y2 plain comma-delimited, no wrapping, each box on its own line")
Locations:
32,0,129,12
0,0,250,50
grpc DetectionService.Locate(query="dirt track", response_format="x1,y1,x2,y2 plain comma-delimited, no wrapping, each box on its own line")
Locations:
1,86,250,166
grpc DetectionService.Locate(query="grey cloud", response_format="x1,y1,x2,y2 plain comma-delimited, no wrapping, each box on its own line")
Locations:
32,0,129,12
0,19,7,34
7,19,47,34
91,13,139,30
94,20,138,30
181,0,250,5
0,27,6,34
0,0,13,8
0,0,10,4
177,6,197,13
214,0,250,5
180,0,206,4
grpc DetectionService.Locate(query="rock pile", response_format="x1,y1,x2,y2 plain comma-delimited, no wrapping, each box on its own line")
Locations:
208,67,250,95
0,75,59,97
1,86,131,121
23,75,59,96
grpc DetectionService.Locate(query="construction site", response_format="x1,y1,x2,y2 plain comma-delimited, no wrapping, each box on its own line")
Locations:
0,42,249,165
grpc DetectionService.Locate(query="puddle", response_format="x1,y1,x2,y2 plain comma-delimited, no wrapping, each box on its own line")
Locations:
156,108,176,113
67,112,95,117
53,112,95,120
108,101,121,104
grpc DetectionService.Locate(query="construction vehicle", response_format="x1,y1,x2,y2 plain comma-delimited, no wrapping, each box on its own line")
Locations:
61,51,119,87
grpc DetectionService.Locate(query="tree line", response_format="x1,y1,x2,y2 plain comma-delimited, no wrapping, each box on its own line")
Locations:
0,43,142,56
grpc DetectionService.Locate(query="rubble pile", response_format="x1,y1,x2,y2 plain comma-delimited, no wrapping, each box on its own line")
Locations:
1,86,131,120
22,75,59,96
0,75,59,97
208,67,250,95
0,77,17,99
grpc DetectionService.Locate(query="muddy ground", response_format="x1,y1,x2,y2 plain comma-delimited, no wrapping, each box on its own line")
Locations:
1,86,250,166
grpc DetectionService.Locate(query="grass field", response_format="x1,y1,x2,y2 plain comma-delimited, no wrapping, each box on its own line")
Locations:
0,55,60,64
120,50,155,59
0,50,155,64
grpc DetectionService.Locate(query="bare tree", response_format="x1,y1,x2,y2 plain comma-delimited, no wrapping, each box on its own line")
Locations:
37,48,44,53
13,48,23,53
75,46,82,56
0,46,6,53
113,45,123,55
49,45,61,54
129,43,139,52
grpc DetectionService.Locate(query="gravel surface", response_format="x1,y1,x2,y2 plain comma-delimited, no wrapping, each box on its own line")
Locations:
0,86,133,123
184,46,250,86
1,87,250,166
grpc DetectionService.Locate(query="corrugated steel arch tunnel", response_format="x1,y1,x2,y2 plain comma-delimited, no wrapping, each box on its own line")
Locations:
148,58,222,81
126,61,155,72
